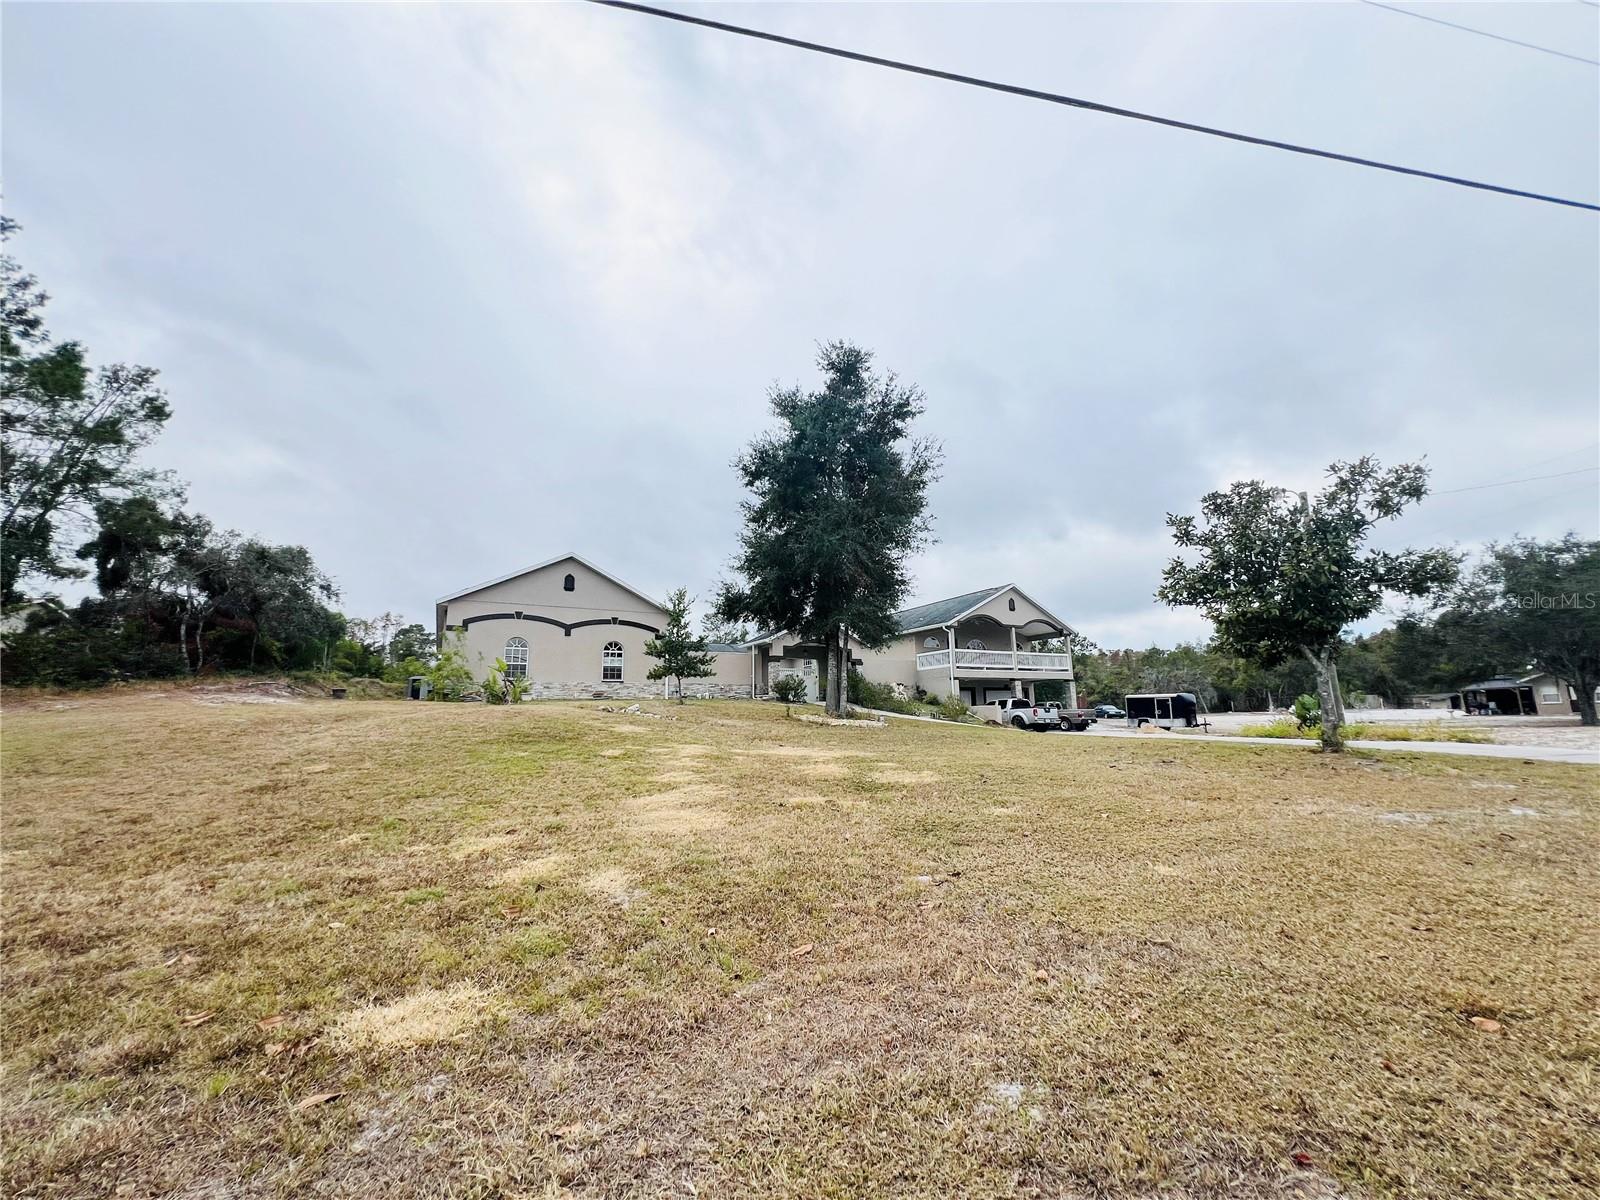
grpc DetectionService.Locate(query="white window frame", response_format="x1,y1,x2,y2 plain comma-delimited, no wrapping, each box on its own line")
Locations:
503,636,529,679
602,640,624,682
966,638,987,651
922,635,941,649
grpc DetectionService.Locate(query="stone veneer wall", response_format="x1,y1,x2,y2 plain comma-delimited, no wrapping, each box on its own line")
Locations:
519,680,754,701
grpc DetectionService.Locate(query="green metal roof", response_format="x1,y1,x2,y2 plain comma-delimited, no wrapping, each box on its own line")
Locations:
891,587,1006,633
746,585,1017,644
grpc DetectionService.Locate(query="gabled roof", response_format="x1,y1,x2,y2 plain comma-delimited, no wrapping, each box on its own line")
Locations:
891,587,1007,633
745,583,1075,646
435,553,664,612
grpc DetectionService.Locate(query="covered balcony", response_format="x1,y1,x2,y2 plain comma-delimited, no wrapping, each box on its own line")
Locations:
914,647,1073,674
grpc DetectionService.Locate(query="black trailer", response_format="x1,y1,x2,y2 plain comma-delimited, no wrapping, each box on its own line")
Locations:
1125,692,1202,729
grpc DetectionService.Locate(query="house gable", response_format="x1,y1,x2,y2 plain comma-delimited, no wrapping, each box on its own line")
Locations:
436,554,666,639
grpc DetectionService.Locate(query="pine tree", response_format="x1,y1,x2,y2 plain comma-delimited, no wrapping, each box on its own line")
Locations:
645,588,717,704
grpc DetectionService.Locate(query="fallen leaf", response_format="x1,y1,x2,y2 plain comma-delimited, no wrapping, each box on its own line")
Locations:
1470,1016,1503,1033
632,1138,650,1158
1033,969,1049,984
1380,1058,1398,1074
294,1090,345,1110
179,1010,216,1028
788,943,814,959
1291,1151,1314,1168
264,1041,288,1058
499,906,523,920
257,1014,287,1031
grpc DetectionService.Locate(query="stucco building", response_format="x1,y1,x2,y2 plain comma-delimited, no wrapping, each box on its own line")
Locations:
436,555,1078,706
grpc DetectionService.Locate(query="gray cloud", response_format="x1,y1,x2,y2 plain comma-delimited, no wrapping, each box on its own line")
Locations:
5,2,1595,647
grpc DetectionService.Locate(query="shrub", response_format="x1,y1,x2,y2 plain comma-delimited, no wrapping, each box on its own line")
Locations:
427,630,475,700
934,694,973,722
770,675,808,704
1291,693,1321,730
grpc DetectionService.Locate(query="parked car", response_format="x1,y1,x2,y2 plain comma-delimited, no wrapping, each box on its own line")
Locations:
1043,702,1098,731
988,696,1060,731
1093,704,1125,719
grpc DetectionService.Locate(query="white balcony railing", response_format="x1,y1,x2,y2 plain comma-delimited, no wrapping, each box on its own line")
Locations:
915,649,1072,673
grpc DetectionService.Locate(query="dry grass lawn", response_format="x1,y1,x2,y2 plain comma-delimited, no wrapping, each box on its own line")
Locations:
2,687,1596,1199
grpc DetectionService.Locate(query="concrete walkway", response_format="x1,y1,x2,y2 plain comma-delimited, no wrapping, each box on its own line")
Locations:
1078,726,1600,766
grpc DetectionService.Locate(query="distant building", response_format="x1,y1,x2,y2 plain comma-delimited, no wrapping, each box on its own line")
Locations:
1408,671,1581,716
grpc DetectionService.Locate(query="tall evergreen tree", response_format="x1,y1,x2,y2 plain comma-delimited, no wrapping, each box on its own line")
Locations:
717,343,940,717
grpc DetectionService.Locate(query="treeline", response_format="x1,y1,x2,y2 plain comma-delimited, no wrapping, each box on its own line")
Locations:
1067,530,1598,717
0,218,354,687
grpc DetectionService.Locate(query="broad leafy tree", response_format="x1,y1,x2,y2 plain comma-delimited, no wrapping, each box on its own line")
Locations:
2,219,172,605
388,623,437,667
716,342,940,716
1450,536,1600,726
645,588,716,704
1158,458,1458,749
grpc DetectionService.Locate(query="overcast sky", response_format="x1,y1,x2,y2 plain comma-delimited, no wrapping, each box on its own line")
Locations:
5,2,1597,647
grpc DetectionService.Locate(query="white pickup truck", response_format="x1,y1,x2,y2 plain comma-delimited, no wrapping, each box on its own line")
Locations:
980,697,1060,731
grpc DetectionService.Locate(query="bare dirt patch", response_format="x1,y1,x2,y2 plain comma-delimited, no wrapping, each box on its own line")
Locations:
579,866,642,907
492,853,567,887
331,983,502,1049
620,784,728,833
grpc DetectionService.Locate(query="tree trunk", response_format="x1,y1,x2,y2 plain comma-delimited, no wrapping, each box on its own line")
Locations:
195,614,206,674
1574,673,1598,727
178,610,192,674
824,627,846,718
1304,645,1344,751
675,675,685,705
249,624,259,670
1327,657,1347,726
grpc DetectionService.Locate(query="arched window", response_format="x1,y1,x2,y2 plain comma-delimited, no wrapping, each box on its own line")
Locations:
965,639,987,650
601,640,624,681
503,636,529,678
922,635,941,649
563,573,575,592
1008,597,1016,611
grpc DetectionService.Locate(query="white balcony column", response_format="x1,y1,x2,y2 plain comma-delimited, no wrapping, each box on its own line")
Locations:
945,626,956,697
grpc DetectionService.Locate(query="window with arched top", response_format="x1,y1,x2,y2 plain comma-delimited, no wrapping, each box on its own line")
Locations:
966,639,987,650
1008,597,1016,611
601,640,624,682
563,573,575,592
503,636,529,678
923,635,941,649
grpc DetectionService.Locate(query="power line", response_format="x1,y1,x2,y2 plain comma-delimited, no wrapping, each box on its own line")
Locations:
582,0,1599,213
1433,466,1599,495
1360,0,1599,67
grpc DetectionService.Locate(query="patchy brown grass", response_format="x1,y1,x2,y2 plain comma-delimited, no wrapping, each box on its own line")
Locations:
1,694,1596,1199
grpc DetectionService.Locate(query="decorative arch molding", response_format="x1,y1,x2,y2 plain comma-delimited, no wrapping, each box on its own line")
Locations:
459,612,660,637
